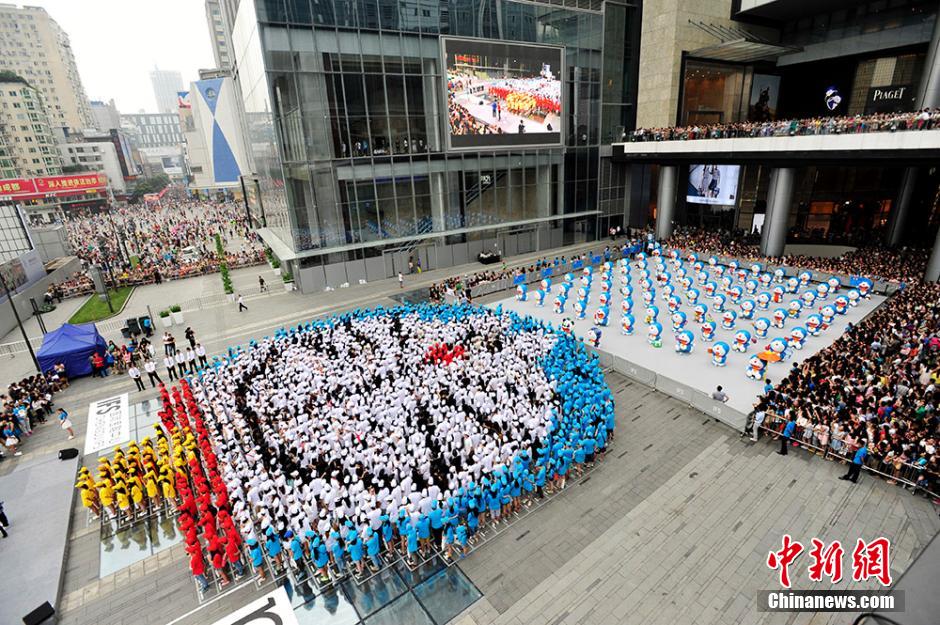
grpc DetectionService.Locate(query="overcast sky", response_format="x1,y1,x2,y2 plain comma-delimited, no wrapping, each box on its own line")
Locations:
28,0,215,113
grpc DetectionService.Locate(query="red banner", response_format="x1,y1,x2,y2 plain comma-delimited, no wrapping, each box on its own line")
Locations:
0,172,107,200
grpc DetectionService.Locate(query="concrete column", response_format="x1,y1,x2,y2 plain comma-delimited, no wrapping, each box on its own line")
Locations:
917,10,940,109
886,167,918,246
429,172,446,233
927,228,940,282
760,167,795,258
655,165,677,240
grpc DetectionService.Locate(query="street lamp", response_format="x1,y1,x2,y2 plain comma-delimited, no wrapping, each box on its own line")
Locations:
0,272,40,373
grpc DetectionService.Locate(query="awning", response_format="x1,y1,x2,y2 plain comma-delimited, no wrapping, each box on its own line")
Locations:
687,21,801,63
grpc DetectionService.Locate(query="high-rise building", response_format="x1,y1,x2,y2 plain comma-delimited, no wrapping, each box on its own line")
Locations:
90,98,121,132
149,68,184,114
0,4,94,133
120,112,184,149
205,0,233,70
229,0,642,292
0,75,63,178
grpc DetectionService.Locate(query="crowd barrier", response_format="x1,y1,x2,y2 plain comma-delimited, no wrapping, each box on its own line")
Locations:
758,411,939,500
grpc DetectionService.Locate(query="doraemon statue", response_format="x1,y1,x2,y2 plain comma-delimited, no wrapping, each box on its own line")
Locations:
598,292,610,307
728,285,744,303
640,278,654,293
756,292,771,310
805,313,823,336
644,305,660,325
621,297,633,315
707,255,718,268
686,287,701,305
708,341,730,367
785,276,800,294
675,330,695,354
750,263,762,276
856,278,873,299
553,295,567,314
620,282,633,298
516,284,528,301
558,282,572,297
704,281,718,297
563,272,574,284
788,326,808,350
772,285,785,303
593,306,609,327
721,310,737,330
697,270,709,285
815,282,829,300
575,299,588,319
767,337,789,361
787,300,802,318
540,278,552,292
745,355,767,381
671,311,687,331
771,308,787,329
692,303,708,323
535,289,547,307
801,290,817,308
701,320,717,342
759,273,772,289
586,326,602,348
740,299,756,320
827,276,841,293
648,322,663,347
712,293,727,312
732,329,752,353
621,313,635,335
773,268,786,283
846,289,860,307
745,279,759,295
820,305,836,327
798,271,812,287
833,295,848,315
577,286,591,303
642,289,656,306
753,317,771,339
720,275,733,293
667,295,682,313
600,280,612,294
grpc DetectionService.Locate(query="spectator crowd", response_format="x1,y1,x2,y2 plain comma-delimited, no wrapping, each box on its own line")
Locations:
51,199,265,299
626,109,939,143
2,364,69,458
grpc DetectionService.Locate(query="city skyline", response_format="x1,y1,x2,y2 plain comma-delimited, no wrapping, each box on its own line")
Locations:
22,0,214,115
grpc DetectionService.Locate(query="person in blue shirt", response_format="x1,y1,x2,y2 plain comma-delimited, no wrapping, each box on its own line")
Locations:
840,439,869,483
404,521,419,564
264,527,284,570
247,538,266,582
443,523,456,561
455,522,469,558
329,528,346,572
310,534,330,582
287,531,304,572
416,513,431,556
347,533,364,575
778,415,797,456
428,501,444,545
365,526,381,571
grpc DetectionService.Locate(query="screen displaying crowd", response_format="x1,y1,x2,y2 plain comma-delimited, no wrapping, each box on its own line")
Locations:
52,197,265,298
625,109,939,142
444,38,562,148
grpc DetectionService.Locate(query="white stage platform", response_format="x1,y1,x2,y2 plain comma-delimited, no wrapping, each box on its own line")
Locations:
494,260,885,425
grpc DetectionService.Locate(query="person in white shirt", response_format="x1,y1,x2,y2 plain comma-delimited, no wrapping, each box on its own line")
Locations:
143,359,162,388
164,355,177,381
195,343,208,367
128,365,145,391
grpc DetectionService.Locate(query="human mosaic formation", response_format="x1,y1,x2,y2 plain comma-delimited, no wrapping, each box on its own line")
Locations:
626,108,939,142
170,304,613,582
517,246,876,379
52,197,265,298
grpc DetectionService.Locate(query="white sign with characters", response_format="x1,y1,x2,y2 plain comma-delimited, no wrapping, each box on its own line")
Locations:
83,393,130,455
209,587,298,625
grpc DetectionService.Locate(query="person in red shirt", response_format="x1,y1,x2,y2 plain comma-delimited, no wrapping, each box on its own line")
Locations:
190,552,209,592
225,535,245,578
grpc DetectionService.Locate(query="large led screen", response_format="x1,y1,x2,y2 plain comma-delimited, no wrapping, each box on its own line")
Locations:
687,164,740,206
443,37,563,149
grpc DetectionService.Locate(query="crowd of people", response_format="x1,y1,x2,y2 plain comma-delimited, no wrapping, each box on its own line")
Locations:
2,365,70,458
49,199,266,299
626,109,940,143
667,228,927,284
181,304,613,581
753,282,940,497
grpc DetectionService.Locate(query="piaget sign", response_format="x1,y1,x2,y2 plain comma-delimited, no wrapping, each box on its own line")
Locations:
865,84,914,113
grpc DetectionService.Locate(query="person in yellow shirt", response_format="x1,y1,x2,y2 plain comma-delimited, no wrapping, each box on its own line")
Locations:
130,481,144,512
78,483,101,517
98,480,115,518
144,469,160,507
115,485,131,518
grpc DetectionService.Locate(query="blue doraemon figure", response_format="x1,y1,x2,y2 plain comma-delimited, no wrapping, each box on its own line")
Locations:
708,341,730,366
535,289,547,307
647,321,663,346
675,330,694,354
586,326,602,348
516,284,528,301
575,299,588,319
593,305,610,327
553,294,567,314
621,313,635,335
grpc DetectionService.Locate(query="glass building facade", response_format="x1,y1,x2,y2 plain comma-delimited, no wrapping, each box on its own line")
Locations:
230,0,640,287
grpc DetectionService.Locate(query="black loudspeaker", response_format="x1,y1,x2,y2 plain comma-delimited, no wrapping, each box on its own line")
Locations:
23,601,55,625
58,448,79,460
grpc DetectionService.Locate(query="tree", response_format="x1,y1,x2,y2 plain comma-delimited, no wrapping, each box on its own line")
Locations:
131,174,170,199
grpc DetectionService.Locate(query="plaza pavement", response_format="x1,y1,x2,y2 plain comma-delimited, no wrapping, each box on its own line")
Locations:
0,241,937,625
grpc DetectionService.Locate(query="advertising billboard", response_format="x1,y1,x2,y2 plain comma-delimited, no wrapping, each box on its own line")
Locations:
747,74,780,122
443,37,563,149
687,165,740,206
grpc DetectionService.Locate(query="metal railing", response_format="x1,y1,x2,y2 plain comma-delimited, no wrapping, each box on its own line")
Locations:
756,412,940,500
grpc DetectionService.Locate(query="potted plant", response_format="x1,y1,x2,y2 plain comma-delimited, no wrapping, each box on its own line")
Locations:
283,272,295,292
158,309,173,328
271,256,281,275
170,304,184,324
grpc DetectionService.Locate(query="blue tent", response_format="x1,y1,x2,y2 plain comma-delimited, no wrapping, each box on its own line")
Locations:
37,323,107,377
